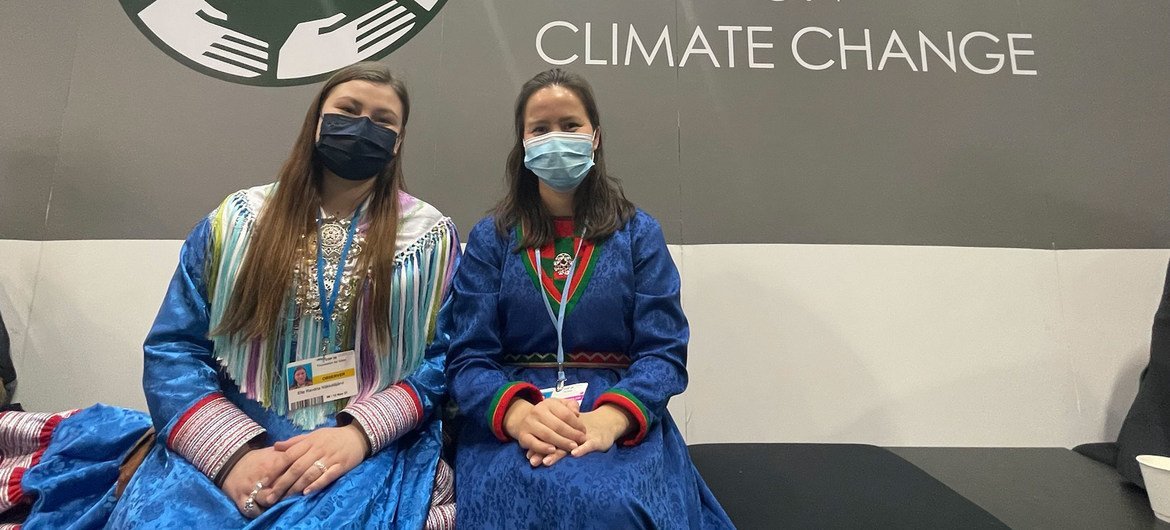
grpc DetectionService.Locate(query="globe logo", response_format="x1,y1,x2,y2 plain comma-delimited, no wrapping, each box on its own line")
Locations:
118,0,446,86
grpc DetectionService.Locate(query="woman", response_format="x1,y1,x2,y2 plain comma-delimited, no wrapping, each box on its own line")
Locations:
290,366,313,389
0,62,458,529
446,68,733,528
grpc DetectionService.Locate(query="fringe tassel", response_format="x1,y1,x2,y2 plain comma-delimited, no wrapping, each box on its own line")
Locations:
206,186,457,430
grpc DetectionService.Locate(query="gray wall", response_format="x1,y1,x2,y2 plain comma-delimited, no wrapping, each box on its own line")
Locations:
2,0,1168,249
2,1,1169,447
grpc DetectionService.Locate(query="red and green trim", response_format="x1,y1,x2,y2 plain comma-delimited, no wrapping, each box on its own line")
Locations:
487,381,544,442
516,224,602,316
594,389,651,446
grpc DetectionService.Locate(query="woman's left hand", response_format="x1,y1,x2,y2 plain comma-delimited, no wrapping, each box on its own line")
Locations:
264,424,370,502
570,404,632,458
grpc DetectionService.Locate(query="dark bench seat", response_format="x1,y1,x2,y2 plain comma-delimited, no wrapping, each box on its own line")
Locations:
688,443,1158,529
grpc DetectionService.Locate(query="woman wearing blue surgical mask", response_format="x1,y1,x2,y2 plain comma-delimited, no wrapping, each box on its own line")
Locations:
446,68,733,528
0,63,458,529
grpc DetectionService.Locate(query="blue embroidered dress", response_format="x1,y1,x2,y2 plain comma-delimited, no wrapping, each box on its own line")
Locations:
0,185,458,529
446,212,733,529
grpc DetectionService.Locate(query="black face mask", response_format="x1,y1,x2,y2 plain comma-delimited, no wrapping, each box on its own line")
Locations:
315,113,399,181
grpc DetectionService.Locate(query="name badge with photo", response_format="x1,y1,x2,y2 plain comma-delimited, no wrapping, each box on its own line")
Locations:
286,350,359,411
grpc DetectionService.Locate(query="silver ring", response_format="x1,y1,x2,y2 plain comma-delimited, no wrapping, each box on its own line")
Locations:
313,460,328,473
243,480,264,514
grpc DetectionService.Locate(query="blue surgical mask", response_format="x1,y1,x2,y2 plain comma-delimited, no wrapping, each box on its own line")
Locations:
523,131,595,192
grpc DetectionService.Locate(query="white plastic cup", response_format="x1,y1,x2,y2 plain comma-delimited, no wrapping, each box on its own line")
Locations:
1136,455,1170,522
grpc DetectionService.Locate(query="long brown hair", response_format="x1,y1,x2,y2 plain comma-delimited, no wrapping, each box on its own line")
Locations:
493,68,635,249
214,62,410,344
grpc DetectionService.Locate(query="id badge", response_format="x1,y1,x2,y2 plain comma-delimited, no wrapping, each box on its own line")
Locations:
287,350,359,411
540,382,588,404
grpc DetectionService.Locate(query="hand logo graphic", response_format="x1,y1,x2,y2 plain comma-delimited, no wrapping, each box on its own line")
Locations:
120,0,446,85
138,0,269,79
277,1,431,80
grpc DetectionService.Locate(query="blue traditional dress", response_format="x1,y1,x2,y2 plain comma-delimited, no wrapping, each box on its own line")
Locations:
446,212,734,529
0,184,459,529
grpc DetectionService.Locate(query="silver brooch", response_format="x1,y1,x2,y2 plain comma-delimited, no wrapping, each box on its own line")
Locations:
553,252,573,277
318,220,348,256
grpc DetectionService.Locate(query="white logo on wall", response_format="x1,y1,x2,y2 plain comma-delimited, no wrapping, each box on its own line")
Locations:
119,0,446,86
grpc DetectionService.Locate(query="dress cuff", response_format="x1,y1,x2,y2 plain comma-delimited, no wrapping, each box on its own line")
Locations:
167,393,265,480
339,382,422,454
487,382,543,442
0,409,76,512
594,389,651,446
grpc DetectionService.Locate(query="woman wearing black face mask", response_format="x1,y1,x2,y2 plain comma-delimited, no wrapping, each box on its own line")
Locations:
0,63,458,529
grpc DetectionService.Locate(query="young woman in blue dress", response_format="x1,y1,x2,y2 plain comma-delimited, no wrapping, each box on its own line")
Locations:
446,68,734,528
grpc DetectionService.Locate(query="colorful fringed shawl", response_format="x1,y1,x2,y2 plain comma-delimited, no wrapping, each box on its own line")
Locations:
205,184,456,429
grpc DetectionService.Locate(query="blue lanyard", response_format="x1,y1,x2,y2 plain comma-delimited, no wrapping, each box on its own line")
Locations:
535,230,586,391
316,205,363,354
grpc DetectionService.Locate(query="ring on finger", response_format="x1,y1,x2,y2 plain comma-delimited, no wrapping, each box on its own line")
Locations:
244,480,264,514
313,460,327,473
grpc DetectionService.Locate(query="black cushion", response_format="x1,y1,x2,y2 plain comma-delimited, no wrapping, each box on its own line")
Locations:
689,443,1007,529
1073,441,1119,467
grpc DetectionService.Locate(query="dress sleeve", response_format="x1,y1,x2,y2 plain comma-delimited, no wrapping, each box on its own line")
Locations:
593,213,688,446
143,217,265,481
339,221,462,454
446,219,543,442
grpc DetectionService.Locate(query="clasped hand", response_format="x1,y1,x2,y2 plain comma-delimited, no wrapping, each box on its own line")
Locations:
221,424,369,518
503,399,632,468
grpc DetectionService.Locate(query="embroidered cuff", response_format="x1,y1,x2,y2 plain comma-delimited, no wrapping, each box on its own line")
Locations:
430,459,455,506
425,503,457,530
167,394,265,480
487,382,543,442
339,383,422,454
594,389,651,446
0,410,75,511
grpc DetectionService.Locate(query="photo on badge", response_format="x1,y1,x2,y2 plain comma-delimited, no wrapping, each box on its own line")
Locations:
288,363,314,389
